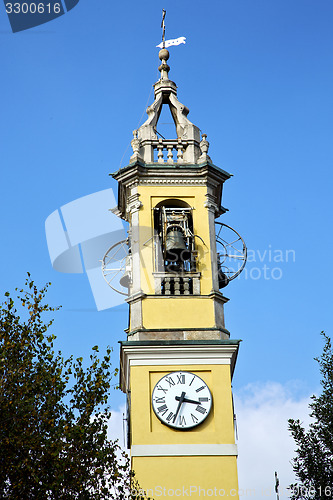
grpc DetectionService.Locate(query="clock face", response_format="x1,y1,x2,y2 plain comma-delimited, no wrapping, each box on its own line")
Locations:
152,371,212,430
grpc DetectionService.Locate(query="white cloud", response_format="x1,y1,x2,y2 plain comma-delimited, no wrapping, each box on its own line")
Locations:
107,404,127,447
235,381,313,500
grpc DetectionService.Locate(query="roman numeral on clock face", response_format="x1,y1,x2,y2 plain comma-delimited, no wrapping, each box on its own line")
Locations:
199,397,209,402
178,415,186,426
157,404,168,415
191,413,199,423
157,385,168,394
165,376,175,387
154,397,165,404
196,405,207,414
196,385,206,393
177,374,185,384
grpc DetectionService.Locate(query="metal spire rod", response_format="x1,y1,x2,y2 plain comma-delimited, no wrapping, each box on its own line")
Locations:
161,9,166,48
275,471,280,500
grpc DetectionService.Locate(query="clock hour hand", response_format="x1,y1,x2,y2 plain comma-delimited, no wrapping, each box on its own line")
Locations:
173,391,186,423
175,396,201,405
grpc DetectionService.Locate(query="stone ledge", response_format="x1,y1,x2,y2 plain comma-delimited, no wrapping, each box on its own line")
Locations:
127,328,231,342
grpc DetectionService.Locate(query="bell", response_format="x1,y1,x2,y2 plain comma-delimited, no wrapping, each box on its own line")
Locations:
165,227,191,262
119,257,131,288
217,261,229,288
119,270,131,288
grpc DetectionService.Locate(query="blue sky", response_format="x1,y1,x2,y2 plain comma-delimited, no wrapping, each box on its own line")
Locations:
1,0,333,493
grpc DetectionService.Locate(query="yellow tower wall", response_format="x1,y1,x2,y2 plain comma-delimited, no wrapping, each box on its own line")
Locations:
120,343,240,500
132,456,239,499
142,297,216,330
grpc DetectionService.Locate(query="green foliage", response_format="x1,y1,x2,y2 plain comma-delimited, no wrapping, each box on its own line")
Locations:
0,276,148,499
288,332,333,499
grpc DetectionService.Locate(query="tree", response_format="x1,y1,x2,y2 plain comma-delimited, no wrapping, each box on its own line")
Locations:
288,332,333,499
0,275,146,499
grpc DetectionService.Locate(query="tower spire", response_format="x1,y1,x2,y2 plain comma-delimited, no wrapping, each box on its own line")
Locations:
159,9,170,80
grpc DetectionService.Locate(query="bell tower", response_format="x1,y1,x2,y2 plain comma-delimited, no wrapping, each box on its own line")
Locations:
112,47,244,499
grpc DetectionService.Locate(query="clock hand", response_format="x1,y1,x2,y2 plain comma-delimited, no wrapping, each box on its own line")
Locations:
175,396,201,405
172,391,186,423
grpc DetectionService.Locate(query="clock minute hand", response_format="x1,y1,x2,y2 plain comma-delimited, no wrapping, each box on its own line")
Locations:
175,396,201,405
173,391,186,423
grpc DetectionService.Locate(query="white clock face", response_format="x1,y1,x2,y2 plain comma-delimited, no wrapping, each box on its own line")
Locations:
152,371,212,430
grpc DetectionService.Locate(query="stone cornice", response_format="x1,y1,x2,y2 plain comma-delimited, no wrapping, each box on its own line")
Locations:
112,161,231,217
111,160,231,183
121,339,241,346
140,178,206,185
111,161,231,218
119,340,240,393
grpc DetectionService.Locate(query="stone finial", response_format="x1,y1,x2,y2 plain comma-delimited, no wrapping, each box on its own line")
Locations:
130,129,142,162
158,48,170,80
198,133,212,163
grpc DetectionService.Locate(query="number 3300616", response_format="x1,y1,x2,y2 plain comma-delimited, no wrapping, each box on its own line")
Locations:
6,3,61,14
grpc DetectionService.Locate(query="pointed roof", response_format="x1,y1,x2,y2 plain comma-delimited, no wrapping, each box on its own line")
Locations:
112,50,231,220
131,49,209,165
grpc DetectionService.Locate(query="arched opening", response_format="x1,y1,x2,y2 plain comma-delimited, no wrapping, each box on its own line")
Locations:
153,199,196,284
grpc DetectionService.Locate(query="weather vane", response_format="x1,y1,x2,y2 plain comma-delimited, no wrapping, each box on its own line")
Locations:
161,9,166,49
156,10,186,49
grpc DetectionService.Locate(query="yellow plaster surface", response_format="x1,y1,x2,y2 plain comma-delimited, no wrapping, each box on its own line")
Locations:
132,456,239,500
142,297,216,330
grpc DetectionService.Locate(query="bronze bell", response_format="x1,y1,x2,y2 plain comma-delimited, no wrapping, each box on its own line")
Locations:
165,226,191,262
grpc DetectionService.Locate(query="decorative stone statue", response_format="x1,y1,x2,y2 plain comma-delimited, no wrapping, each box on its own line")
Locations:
198,133,212,163
130,129,142,162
